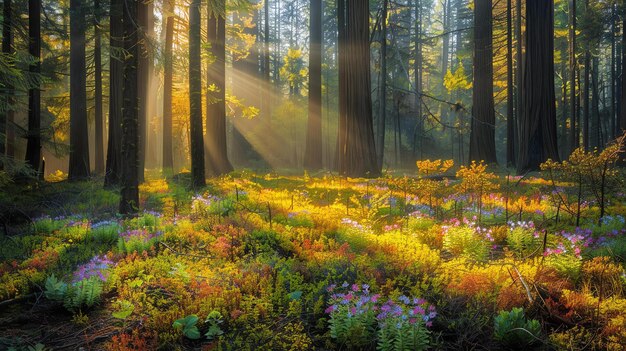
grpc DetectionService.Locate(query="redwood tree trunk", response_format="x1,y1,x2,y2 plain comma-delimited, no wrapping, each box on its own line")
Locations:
469,0,497,164
94,0,104,174
105,0,124,187
69,0,91,180
375,0,388,169
25,0,41,174
517,0,560,173
506,0,515,167
205,2,233,176
303,0,323,170
1,0,12,167
162,0,174,170
338,0,380,177
120,0,139,215
189,0,206,187
569,0,577,151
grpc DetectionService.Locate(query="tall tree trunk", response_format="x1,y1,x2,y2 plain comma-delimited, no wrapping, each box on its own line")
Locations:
561,46,568,159
120,0,139,215
469,0,497,164
303,0,323,170
189,0,205,187
335,0,347,171
413,0,423,159
162,0,174,170
569,0,578,151
375,0,387,169
517,0,560,173
515,0,522,159
94,0,104,174
506,0,515,167
338,0,380,177
206,1,233,176
69,0,90,180
621,11,626,134
105,0,123,187
25,0,41,174
263,0,271,121
441,0,452,160
1,0,12,168
610,3,616,141
591,56,600,148
136,0,149,183
582,0,590,150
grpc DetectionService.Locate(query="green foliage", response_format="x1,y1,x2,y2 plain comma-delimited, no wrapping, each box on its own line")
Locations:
63,277,103,311
378,320,430,351
204,310,224,341
172,315,201,340
493,308,541,348
111,299,135,319
443,226,489,262
44,274,67,301
88,222,121,245
546,254,582,283
506,227,540,258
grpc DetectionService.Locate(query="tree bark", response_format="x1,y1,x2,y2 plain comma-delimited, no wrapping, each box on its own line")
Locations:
469,0,497,164
25,0,41,174
303,0,323,170
94,0,104,174
189,0,205,187
335,0,347,171
1,0,12,167
162,0,174,170
120,0,139,215
69,0,90,180
517,0,560,173
375,0,387,169
413,0,423,159
205,1,233,176
338,0,380,178
621,10,626,134
569,0,578,151
591,56,600,148
105,0,123,187
136,0,149,183
582,0,590,150
506,0,515,167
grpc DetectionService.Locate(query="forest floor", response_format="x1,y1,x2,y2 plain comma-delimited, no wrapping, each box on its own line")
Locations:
1,168,626,350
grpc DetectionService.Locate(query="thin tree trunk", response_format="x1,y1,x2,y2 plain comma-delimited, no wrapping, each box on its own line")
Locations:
94,0,104,174
189,0,205,187
621,11,626,134
375,0,388,169
517,0,560,173
303,0,323,170
120,0,139,215
506,0,515,167
25,0,41,174
569,0,577,151
205,1,233,176
413,0,423,159
583,0,590,150
515,0,522,159
610,3,616,141
105,0,123,187
561,46,568,159
591,56,600,148
263,0,271,121
162,0,174,170
335,0,347,171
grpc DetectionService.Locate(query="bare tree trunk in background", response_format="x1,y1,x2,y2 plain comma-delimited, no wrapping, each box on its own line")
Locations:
105,0,123,187
205,2,233,176
335,0,347,172
515,0,522,161
303,0,323,170
569,0,578,152
263,0,271,121
94,0,104,174
120,0,139,215
1,0,12,167
136,0,149,183
506,0,515,167
338,0,380,178
469,0,497,164
561,45,568,159
376,0,388,169
189,0,205,187
620,10,626,134
591,56,600,148
582,0,590,150
413,0,423,159
610,3,616,141
162,0,174,170
517,0,560,173
25,0,41,174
